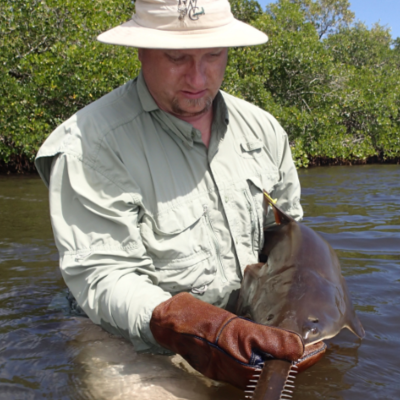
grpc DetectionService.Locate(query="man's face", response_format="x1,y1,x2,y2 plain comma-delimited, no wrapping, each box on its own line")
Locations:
138,48,228,119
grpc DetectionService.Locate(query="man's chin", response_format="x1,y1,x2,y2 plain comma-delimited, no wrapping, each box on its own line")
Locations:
172,97,213,118
173,108,209,118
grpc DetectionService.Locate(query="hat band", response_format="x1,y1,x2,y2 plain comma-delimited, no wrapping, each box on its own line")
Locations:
134,0,234,31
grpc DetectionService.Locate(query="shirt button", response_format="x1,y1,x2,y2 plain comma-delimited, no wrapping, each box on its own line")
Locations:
225,196,229,203
195,245,201,252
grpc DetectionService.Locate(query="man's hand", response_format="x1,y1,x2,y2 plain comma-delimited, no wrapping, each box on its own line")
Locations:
150,292,305,390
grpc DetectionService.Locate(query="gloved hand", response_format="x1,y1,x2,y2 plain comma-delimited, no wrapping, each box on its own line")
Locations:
150,292,304,390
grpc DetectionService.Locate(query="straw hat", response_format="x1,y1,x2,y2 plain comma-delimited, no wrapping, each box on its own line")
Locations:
97,0,268,49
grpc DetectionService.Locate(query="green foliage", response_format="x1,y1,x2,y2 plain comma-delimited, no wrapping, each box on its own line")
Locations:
326,22,392,68
0,0,140,171
290,0,354,39
230,0,263,22
394,38,400,51
1,0,399,171
324,23,400,160
225,0,400,167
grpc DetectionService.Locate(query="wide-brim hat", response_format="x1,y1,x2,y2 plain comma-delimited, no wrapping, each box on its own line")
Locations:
97,0,268,49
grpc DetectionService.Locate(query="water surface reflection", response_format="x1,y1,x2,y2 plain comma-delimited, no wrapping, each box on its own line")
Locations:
0,165,399,399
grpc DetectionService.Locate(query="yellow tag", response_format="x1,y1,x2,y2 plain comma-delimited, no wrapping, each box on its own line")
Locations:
263,191,277,204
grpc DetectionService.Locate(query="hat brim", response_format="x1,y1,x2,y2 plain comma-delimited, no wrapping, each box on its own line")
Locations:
97,18,268,49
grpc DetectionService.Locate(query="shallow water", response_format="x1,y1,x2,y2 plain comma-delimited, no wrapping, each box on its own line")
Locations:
0,165,399,399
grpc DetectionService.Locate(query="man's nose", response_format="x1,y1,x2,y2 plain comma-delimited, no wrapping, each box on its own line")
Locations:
186,60,207,89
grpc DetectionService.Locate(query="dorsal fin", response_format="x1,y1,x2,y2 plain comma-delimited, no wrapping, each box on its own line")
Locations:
263,190,296,225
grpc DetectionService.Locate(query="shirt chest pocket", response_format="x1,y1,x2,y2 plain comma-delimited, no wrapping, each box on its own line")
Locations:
237,171,279,258
140,202,216,294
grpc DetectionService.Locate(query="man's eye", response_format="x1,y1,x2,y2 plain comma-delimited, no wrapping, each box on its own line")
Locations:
209,52,223,58
167,54,184,62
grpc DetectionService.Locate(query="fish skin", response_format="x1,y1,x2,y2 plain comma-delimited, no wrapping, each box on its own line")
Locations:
237,198,365,345
236,194,365,400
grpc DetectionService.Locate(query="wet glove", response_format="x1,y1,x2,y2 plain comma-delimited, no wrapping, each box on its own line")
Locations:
150,292,304,390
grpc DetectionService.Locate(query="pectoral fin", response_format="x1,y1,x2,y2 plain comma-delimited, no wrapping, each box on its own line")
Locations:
244,262,264,279
347,313,366,339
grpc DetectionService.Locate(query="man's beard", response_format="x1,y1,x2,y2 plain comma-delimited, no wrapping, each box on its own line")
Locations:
171,95,213,118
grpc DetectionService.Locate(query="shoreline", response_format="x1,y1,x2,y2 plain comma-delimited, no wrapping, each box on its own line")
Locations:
307,155,400,167
1,155,399,176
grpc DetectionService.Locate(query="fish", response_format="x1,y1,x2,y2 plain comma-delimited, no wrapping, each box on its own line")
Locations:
236,191,365,400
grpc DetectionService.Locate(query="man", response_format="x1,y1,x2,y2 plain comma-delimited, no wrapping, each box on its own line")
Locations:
35,0,310,390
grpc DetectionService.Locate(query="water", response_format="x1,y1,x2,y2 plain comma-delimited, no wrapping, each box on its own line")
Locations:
0,165,399,399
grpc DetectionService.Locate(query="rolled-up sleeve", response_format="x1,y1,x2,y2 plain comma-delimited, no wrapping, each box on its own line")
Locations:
49,153,171,353
261,113,303,225
272,132,303,221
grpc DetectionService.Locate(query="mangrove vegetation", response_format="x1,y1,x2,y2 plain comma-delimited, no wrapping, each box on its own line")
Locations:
1,0,399,172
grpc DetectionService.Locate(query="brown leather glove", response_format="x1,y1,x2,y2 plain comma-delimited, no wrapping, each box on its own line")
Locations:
150,292,304,390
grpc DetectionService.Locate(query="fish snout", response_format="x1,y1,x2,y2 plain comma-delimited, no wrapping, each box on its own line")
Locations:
302,317,321,343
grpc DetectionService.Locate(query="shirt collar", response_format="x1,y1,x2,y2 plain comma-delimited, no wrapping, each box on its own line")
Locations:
213,91,230,131
137,70,230,146
137,70,159,112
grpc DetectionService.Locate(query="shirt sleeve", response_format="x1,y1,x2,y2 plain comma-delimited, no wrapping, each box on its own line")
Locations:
49,153,172,353
264,116,304,226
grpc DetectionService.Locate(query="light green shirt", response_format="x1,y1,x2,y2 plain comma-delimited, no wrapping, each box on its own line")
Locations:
35,72,303,353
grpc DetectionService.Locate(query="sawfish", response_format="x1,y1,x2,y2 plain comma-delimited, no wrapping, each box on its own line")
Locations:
236,191,365,400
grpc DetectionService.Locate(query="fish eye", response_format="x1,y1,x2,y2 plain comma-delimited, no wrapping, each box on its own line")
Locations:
267,314,274,321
